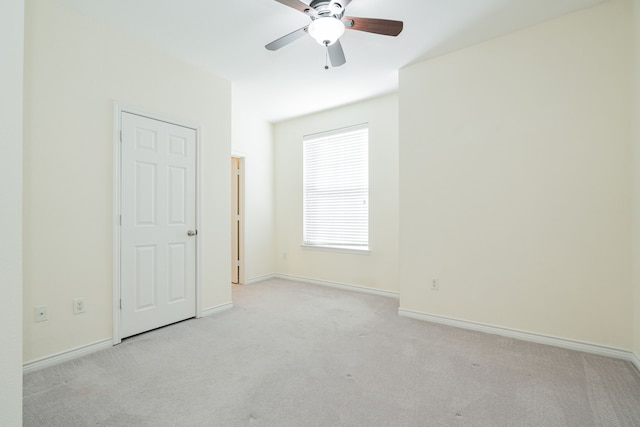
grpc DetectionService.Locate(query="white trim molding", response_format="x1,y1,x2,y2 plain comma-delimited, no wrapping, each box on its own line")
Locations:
301,244,370,255
112,103,122,344
23,339,113,374
276,274,399,299
631,353,640,373
399,308,637,364
201,302,233,318
245,273,277,285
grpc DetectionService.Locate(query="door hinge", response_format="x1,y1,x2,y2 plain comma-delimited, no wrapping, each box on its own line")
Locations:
236,169,240,176
119,215,122,226
119,130,123,142
235,259,240,267
119,299,122,309
236,214,240,221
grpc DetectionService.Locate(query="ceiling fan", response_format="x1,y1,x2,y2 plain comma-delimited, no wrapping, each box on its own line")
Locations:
266,0,403,68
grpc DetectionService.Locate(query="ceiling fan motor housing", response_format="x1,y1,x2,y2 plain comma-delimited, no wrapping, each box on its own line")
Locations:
309,0,346,19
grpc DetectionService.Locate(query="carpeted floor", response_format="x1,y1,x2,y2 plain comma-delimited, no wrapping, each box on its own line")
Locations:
23,278,640,426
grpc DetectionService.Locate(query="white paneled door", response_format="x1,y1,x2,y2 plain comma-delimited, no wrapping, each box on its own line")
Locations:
120,112,197,339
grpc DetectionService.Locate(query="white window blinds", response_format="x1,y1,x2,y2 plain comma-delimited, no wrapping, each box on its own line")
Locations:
303,124,369,249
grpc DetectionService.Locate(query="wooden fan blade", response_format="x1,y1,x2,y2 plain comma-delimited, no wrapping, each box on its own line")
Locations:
343,16,403,36
273,0,314,14
265,26,308,51
328,40,346,67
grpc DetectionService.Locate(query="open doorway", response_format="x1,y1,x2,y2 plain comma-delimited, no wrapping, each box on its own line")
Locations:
231,156,243,284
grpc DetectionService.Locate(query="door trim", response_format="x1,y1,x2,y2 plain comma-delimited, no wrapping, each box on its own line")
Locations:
112,102,202,344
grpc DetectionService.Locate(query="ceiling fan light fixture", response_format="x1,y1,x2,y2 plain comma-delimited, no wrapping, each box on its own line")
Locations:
308,17,345,46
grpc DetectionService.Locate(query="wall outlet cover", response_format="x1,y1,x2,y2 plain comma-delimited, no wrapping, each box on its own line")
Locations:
34,306,48,322
73,298,86,314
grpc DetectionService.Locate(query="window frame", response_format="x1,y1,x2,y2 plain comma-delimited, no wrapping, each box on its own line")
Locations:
302,123,370,253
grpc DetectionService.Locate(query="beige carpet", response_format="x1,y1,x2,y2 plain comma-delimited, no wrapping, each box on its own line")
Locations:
23,278,640,426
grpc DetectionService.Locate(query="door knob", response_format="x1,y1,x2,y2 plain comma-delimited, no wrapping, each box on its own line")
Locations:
187,230,197,236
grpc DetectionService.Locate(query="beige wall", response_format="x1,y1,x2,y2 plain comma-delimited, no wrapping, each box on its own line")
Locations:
399,0,633,348
633,0,640,360
0,0,24,423
274,94,400,293
231,92,276,282
23,0,232,362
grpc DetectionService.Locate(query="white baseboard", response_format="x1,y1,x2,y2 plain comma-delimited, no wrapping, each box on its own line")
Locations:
631,352,640,373
201,302,233,317
245,273,277,285
275,273,400,299
23,339,113,374
24,305,233,374
398,308,636,363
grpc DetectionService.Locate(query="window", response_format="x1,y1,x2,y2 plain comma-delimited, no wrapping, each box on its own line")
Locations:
303,124,369,251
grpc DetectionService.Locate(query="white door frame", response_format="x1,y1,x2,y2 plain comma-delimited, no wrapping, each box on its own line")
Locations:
112,102,202,344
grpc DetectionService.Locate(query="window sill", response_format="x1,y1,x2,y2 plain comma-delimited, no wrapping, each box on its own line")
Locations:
301,244,370,255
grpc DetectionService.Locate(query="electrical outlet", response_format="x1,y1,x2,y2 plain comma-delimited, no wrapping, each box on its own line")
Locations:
430,278,440,290
34,306,48,322
73,298,86,314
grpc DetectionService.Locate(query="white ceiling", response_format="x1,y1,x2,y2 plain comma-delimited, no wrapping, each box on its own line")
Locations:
50,0,605,122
